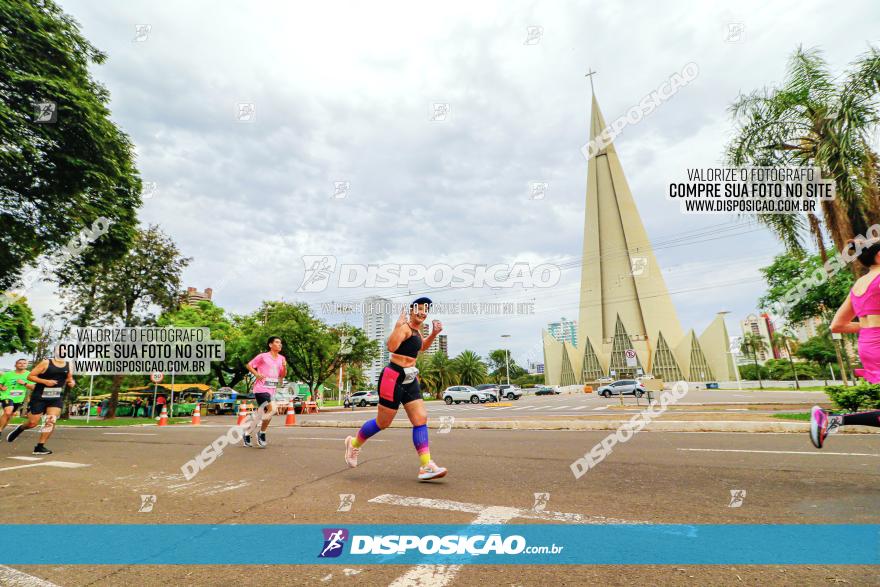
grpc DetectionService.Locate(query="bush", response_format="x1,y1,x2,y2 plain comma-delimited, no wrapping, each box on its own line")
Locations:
825,383,880,412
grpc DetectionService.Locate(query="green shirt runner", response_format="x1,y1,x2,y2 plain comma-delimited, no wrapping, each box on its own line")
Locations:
0,370,30,403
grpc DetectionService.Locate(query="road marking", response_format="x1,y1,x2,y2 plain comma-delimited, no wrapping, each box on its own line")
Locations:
374,494,647,587
0,566,62,587
7,456,43,461
678,448,879,457
549,406,570,411
571,406,587,411
593,406,609,411
287,437,387,442
103,432,158,436
0,461,91,472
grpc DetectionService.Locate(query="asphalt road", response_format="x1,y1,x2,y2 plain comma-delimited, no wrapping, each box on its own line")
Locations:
323,388,829,421
0,421,877,586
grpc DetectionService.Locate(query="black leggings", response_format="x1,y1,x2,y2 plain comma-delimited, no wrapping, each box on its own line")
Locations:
840,410,880,428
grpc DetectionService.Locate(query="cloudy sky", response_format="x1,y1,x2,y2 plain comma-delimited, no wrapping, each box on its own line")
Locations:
12,0,880,369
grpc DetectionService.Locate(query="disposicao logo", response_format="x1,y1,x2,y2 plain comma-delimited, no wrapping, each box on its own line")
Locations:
318,528,349,558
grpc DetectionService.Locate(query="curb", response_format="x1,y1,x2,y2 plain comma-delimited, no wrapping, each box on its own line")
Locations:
296,419,880,434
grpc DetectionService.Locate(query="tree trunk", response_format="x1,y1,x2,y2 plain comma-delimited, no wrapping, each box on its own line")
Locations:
753,352,763,390
107,373,123,418
785,340,800,390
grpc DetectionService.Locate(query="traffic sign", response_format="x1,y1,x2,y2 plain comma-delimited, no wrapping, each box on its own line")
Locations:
150,371,164,383
624,349,637,367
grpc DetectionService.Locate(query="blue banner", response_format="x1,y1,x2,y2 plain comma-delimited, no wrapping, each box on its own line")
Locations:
0,525,876,565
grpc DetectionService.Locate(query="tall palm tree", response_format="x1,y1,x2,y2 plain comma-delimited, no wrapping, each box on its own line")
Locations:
740,333,768,390
726,45,880,266
430,352,455,397
772,330,800,389
452,350,488,386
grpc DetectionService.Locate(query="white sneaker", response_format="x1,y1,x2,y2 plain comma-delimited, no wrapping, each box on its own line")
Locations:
344,436,360,468
257,431,267,448
418,461,447,481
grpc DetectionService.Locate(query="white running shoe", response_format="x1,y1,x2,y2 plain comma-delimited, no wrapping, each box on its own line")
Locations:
344,435,360,468
418,461,447,481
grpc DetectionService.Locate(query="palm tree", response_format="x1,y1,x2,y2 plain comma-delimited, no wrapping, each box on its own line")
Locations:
740,333,768,389
726,45,880,265
452,350,488,386
772,330,800,390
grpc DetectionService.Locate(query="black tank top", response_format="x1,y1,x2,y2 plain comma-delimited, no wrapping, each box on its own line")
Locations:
34,360,69,398
393,327,422,358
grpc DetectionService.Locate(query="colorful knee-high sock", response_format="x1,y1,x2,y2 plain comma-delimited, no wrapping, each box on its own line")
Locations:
352,418,381,448
413,424,431,466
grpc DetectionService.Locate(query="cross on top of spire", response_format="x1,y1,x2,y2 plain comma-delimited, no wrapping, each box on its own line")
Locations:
585,68,598,94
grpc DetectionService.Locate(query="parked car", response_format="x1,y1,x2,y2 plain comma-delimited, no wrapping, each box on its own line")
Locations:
475,384,500,402
597,379,647,398
497,384,523,400
534,386,559,396
204,388,239,415
344,390,380,408
443,386,491,404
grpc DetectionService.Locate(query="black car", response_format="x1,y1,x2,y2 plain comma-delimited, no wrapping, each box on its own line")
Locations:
534,386,559,396
475,384,500,402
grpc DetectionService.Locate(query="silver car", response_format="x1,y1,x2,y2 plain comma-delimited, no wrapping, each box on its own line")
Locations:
597,379,647,398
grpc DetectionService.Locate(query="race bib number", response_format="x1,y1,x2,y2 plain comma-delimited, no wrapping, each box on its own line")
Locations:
10,389,24,398
42,387,62,399
263,378,278,389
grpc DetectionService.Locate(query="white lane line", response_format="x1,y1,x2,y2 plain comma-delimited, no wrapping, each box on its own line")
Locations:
593,406,609,411
377,493,651,587
7,456,43,461
571,406,587,411
287,437,387,442
0,461,90,472
678,448,879,457
0,566,62,587
103,432,158,436
549,406,570,411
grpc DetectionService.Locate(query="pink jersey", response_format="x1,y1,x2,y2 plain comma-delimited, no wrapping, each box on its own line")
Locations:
249,352,286,395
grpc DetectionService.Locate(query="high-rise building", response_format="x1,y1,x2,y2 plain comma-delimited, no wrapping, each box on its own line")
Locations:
542,93,734,385
547,318,578,346
183,287,213,305
420,325,446,355
363,296,392,386
740,313,777,363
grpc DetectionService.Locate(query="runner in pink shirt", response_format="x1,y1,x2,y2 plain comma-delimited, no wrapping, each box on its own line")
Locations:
244,336,287,448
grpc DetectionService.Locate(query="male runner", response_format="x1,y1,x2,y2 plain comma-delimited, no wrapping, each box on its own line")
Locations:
244,336,287,448
0,359,33,439
7,355,74,454
344,297,447,480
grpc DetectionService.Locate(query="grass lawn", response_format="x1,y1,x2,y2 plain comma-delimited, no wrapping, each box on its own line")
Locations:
9,416,190,427
722,386,829,392
772,412,810,421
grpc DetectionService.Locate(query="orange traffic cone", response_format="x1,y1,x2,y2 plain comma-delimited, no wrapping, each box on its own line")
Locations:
236,402,247,425
157,405,168,426
191,403,201,426
285,405,296,426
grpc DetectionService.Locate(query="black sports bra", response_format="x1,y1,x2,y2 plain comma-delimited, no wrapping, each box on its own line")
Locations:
393,327,422,358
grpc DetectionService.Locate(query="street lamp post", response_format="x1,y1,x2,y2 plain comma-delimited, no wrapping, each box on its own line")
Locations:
501,334,512,389
718,311,742,391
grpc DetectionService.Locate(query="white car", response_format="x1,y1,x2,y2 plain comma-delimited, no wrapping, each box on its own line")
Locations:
443,386,490,404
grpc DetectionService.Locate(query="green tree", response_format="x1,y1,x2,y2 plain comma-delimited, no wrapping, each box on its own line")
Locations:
772,330,801,389
157,301,246,387
740,333,768,389
452,350,488,386
796,327,838,377
759,253,854,324
56,226,190,417
0,0,141,289
0,297,39,355
487,349,525,383
417,352,455,398
726,45,880,261
242,301,379,398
